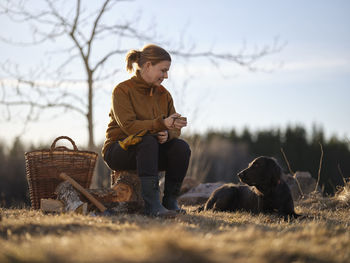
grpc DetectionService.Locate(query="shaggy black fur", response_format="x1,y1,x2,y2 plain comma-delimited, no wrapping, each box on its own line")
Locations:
201,156,299,218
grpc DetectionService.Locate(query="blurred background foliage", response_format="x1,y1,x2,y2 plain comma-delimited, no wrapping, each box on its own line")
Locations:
1,124,349,208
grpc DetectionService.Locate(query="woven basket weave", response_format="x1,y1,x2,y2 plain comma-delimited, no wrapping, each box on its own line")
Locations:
25,136,98,209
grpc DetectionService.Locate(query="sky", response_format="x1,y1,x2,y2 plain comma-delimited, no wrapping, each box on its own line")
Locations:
0,0,349,148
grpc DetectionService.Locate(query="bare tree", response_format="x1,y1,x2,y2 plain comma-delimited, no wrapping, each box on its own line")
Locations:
0,0,284,149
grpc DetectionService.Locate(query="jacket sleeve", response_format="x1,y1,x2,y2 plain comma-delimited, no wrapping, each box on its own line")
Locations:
167,92,181,140
112,85,167,136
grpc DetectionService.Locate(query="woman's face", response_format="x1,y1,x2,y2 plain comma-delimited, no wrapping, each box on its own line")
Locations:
142,60,171,87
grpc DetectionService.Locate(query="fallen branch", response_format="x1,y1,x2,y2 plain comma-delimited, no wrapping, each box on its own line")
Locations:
281,147,304,198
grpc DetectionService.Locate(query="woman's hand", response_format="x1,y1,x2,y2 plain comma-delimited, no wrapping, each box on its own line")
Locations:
157,130,168,144
174,116,187,129
164,113,187,130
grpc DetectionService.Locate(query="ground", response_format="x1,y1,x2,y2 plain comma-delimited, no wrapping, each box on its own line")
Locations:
0,196,350,263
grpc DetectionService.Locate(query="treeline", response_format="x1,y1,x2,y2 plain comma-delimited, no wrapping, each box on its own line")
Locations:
0,138,29,207
185,125,350,194
0,125,349,207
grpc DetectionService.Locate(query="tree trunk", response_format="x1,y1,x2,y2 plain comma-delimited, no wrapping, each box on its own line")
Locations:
87,71,94,149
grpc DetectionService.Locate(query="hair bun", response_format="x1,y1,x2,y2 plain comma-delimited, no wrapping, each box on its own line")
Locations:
126,49,141,72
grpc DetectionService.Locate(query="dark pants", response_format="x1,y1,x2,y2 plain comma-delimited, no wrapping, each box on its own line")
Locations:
104,135,191,183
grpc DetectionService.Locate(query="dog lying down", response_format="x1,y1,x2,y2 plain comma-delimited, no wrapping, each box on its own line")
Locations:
200,156,300,219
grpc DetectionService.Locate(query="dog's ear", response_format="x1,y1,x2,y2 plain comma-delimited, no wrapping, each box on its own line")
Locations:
269,158,281,185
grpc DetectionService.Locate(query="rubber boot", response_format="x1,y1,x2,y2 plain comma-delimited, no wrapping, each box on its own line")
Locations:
140,176,177,218
162,180,186,214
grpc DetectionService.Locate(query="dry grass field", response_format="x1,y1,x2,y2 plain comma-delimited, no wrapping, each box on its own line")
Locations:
1,187,350,263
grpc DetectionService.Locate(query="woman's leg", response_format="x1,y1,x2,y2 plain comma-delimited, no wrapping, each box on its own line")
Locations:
135,135,159,177
159,138,191,212
103,141,137,171
105,135,176,217
105,136,191,179
136,135,177,217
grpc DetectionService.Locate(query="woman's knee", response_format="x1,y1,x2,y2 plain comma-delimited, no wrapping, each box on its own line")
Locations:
169,139,191,158
138,134,159,148
104,142,136,171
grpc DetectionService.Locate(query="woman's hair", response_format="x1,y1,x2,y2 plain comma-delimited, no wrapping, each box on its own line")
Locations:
126,44,171,73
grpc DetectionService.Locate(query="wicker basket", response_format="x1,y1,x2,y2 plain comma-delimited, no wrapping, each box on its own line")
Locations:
25,136,98,209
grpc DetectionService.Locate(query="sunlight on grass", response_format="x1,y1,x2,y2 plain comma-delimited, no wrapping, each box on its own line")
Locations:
1,197,350,263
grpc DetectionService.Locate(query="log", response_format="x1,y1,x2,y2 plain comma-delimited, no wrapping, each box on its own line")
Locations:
112,183,132,201
40,198,64,213
83,172,144,213
111,170,143,203
54,171,144,214
86,188,120,203
75,203,88,214
55,181,88,214
59,173,107,213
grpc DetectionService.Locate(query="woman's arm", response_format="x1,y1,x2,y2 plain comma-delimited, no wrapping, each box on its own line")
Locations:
166,93,187,140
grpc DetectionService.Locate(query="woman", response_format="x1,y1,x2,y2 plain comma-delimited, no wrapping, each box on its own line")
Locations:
102,44,191,217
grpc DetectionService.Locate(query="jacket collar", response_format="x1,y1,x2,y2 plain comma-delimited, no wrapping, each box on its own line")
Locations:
131,70,165,96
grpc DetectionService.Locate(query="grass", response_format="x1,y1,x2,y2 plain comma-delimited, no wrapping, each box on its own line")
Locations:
1,191,350,263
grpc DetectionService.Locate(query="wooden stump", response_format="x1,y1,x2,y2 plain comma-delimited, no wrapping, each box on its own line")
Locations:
111,170,137,186
55,171,144,214
110,170,143,203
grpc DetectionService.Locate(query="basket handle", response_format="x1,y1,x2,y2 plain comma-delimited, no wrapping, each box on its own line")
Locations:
50,136,78,152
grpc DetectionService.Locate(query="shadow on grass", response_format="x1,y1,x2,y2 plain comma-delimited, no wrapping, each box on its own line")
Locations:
0,222,118,240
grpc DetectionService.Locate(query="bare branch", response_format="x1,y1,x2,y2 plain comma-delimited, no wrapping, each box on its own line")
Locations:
97,23,158,43
86,0,111,59
93,49,127,72
337,163,347,186
315,142,324,192
0,60,87,116
280,148,294,175
171,42,285,71
0,1,65,45
71,0,81,36
95,68,121,82
0,99,85,115
280,147,304,198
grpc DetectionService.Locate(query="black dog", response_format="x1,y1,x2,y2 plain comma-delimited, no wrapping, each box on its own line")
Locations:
201,156,299,218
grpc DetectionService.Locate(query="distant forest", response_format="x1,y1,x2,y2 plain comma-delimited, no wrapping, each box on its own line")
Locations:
1,125,349,208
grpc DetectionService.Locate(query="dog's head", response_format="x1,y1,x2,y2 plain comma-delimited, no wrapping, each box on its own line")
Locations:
237,156,282,193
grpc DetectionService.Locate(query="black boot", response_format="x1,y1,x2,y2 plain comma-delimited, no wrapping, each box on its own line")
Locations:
162,180,186,214
140,176,177,218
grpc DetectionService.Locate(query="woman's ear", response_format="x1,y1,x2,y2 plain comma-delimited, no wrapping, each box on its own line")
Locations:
143,61,152,72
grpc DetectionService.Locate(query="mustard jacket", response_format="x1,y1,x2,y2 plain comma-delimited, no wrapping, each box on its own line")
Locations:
102,71,180,157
